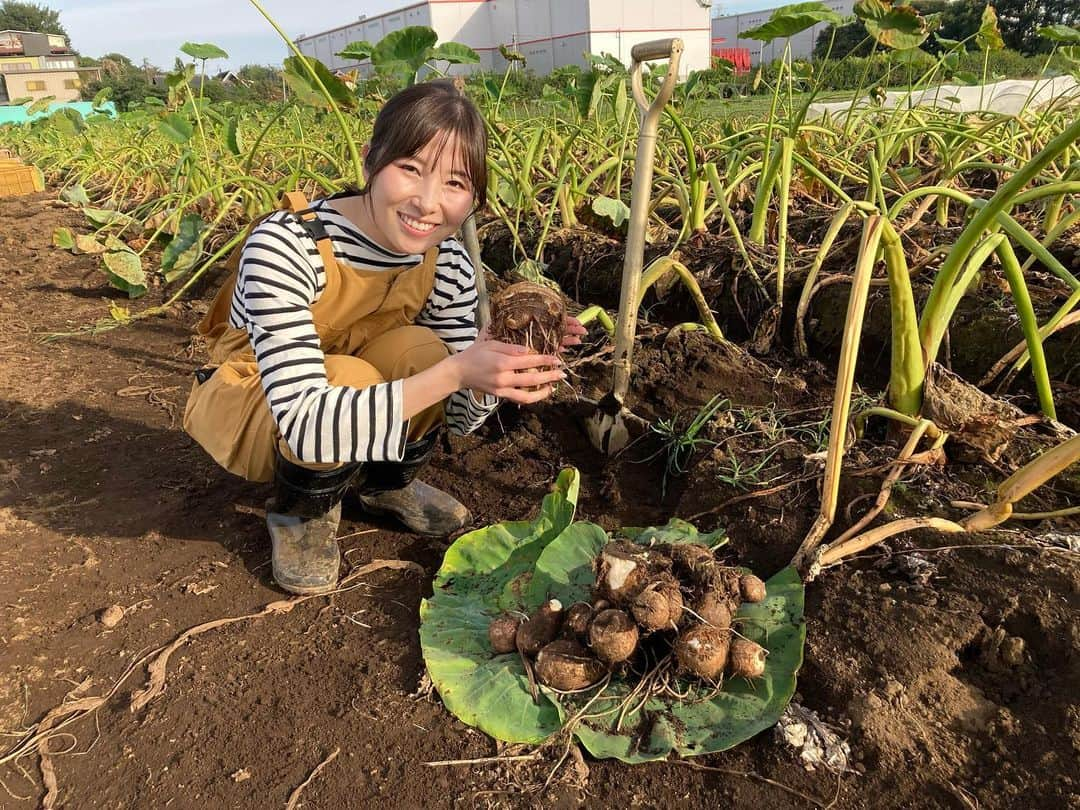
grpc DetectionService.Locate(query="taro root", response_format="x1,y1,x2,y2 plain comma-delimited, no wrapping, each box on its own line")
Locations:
488,281,566,355
739,574,767,603
516,599,563,656
562,602,593,639
729,638,768,678
692,590,732,631
669,543,715,581
675,626,730,681
488,613,523,654
534,640,605,691
588,608,640,664
631,575,684,632
594,541,656,606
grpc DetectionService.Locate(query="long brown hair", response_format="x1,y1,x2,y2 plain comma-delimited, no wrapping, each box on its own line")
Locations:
358,80,488,210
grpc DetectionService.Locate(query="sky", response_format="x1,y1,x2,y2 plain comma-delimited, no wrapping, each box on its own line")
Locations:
49,0,760,70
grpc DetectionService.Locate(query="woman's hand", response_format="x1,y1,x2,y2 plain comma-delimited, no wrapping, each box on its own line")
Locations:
560,315,587,350
453,330,565,404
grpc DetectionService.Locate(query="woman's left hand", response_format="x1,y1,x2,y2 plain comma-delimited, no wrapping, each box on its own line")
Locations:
560,316,587,351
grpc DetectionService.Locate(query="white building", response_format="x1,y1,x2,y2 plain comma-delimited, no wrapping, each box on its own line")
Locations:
296,0,713,77
711,0,853,66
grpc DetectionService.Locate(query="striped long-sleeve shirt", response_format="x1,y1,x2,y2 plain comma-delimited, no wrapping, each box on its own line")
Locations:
230,198,499,465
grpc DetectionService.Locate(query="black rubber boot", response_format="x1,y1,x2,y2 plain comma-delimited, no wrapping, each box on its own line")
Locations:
266,450,361,595
353,432,471,536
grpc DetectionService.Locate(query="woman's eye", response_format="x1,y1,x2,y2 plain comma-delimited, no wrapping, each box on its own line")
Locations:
399,163,420,174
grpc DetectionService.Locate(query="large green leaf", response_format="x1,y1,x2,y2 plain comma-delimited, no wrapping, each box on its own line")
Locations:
161,212,207,282
26,95,56,116
373,25,438,76
420,469,582,743
430,42,480,66
740,2,845,43
421,469,806,761
337,40,374,62
92,86,113,110
49,108,85,137
1038,24,1080,44
282,55,357,111
224,117,241,156
180,42,229,61
102,250,147,298
854,0,929,50
158,113,193,145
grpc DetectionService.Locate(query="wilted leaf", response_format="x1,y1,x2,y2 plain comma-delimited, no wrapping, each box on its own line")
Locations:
180,42,229,61
102,250,147,298
161,213,208,282
499,43,526,63
592,195,631,228
75,234,108,254
855,0,929,50
976,5,1004,51
52,227,76,251
84,208,134,228
60,184,89,206
740,2,845,43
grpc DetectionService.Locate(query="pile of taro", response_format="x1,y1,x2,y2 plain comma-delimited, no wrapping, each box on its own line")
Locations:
488,540,768,691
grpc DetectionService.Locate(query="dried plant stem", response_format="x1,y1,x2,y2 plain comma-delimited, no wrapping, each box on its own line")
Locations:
285,747,340,810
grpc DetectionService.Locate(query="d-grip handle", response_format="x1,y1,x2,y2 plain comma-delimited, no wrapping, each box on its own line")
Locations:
630,38,680,65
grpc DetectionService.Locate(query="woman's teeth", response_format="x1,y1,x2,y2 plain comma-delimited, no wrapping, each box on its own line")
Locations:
400,213,435,232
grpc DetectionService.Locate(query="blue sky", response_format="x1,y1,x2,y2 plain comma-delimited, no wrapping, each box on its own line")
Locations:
49,1,756,69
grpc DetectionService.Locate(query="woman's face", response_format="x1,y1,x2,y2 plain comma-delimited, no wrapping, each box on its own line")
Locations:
359,132,476,255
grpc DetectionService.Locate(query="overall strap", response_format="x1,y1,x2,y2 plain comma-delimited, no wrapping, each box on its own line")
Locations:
279,190,338,276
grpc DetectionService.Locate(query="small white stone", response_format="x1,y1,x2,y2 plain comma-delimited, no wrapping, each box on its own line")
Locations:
99,605,124,628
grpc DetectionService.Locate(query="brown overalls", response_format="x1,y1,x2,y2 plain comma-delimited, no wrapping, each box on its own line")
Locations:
183,192,449,483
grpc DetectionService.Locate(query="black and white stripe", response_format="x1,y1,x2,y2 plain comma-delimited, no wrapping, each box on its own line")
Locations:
230,199,498,465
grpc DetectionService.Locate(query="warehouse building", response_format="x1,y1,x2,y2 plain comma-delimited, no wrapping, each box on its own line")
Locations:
711,0,854,66
295,0,713,77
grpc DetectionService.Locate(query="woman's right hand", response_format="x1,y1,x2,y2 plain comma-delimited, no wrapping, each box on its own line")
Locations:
452,332,565,403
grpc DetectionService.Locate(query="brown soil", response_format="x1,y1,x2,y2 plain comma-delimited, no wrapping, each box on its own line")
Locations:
2,191,1079,809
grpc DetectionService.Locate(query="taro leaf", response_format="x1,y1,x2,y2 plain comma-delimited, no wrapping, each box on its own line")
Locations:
976,4,1004,52
740,2,845,43
224,117,241,156
75,234,107,255
282,55,357,111
499,43,527,63
26,95,56,116
430,42,480,66
161,212,207,282
84,208,134,228
143,96,166,107
59,184,89,206
614,78,628,126
158,113,193,145
52,227,76,251
102,250,147,298
337,40,374,62
181,42,229,61
627,518,728,548
50,108,86,136
420,469,581,743
854,0,929,50
10,96,32,106
1038,24,1080,44
592,195,630,228
92,86,113,110
421,469,806,760
374,26,438,79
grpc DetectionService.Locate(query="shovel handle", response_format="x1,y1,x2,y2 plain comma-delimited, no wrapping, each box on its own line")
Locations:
630,38,679,65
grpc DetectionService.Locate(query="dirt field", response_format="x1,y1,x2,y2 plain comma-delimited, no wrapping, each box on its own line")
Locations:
1,191,1078,809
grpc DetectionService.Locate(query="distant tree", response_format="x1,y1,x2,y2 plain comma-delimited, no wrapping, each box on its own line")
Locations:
0,1,67,37
993,0,1077,53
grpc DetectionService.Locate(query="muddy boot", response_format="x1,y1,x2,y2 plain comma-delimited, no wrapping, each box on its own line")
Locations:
266,450,361,595
354,432,471,536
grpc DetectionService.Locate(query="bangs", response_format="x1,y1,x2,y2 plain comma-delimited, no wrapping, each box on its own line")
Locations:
364,80,488,210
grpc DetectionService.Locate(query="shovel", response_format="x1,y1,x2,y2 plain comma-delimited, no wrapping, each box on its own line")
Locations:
586,38,684,454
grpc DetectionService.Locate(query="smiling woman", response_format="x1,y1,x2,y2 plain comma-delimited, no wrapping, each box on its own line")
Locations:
181,79,584,597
